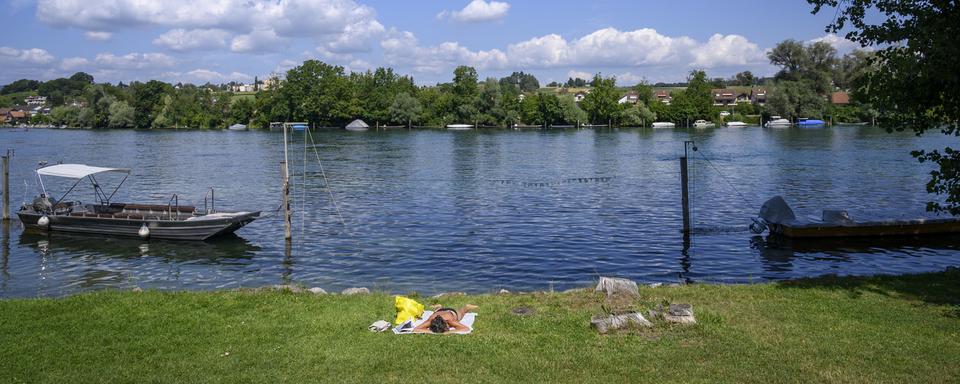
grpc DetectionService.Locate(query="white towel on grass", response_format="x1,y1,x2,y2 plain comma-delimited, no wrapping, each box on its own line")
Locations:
392,310,477,334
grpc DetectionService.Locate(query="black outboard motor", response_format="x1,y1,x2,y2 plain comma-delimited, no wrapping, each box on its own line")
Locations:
31,194,53,213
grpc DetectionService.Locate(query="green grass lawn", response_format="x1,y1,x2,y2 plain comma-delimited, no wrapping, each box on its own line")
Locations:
1,270,958,383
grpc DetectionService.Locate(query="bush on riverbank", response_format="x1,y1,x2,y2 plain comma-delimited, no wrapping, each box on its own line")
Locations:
1,270,958,383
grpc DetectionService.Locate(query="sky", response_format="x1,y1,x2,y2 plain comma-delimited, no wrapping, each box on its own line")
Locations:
0,0,864,87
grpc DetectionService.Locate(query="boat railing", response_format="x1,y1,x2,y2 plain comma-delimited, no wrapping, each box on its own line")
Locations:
167,194,179,220
203,188,215,214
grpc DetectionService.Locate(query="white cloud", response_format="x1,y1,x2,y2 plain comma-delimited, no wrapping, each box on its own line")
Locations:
184,69,253,83
60,57,91,70
0,47,56,65
84,31,112,41
153,29,231,51
324,20,385,53
37,0,383,53
566,70,592,80
808,33,863,53
381,29,507,73
691,34,766,67
381,27,767,78
230,28,284,53
94,52,176,69
438,0,510,23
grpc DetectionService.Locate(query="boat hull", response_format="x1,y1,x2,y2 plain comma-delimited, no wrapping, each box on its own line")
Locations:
770,219,960,238
17,211,260,241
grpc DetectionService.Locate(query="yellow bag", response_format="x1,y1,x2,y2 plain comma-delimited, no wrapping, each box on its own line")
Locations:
394,296,425,325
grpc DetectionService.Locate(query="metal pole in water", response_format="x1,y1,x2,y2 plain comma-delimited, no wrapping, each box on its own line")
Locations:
2,149,10,221
680,141,695,234
281,123,292,241
281,161,291,240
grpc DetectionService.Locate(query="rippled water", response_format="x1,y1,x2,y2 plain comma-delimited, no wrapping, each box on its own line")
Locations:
1,126,958,297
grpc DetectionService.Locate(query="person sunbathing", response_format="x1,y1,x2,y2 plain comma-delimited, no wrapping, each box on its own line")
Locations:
413,304,478,333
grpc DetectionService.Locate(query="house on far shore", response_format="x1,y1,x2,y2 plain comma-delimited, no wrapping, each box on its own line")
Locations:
654,90,672,104
712,89,736,106
617,91,639,104
0,108,11,124
25,96,47,105
831,91,850,105
574,92,587,103
750,88,767,105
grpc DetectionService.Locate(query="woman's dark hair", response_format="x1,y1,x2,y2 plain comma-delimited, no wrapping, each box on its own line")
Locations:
428,315,448,333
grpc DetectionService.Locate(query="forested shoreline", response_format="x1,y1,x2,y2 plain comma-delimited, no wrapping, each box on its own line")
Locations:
1,39,876,130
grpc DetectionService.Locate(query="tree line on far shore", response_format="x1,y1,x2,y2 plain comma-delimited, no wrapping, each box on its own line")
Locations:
1,38,875,129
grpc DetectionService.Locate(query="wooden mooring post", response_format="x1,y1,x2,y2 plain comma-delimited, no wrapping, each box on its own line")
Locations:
680,141,695,234
2,149,10,221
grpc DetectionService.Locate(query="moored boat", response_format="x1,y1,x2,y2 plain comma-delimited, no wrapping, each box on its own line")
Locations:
750,196,960,238
651,122,675,129
797,118,826,127
764,116,792,128
693,120,715,129
446,124,474,130
725,121,748,127
17,164,260,241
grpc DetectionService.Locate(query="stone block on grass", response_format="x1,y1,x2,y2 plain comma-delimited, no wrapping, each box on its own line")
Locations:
595,277,639,297
341,287,370,295
590,312,652,333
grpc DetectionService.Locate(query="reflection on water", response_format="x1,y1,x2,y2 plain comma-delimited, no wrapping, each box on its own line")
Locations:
1,126,959,297
751,234,960,274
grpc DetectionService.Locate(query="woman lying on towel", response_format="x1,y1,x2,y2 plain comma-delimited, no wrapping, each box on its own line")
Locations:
413,304,478,333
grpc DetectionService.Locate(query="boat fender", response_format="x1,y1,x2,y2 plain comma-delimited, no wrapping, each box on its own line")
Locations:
138,223,150,239
37,215,50,229
749,217,767,234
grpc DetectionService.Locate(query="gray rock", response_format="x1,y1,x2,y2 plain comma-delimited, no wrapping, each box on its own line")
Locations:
430,291,466,299
669,303,693,316
648,282,663,288
341,287,370,295
511,306,535,316
272,284,303,293
667,283,682,288
590,312,652,333
563,287,589,294
664,303,696,324
132,287,143,293
595,277,639,297
498,289,511,294
308,287,327,295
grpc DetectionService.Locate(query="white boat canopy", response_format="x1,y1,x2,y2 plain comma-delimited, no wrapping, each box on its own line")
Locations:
37,164,131,179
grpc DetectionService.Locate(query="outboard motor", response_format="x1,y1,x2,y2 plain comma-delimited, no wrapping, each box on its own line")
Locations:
750,196,797,234
31,194,53,213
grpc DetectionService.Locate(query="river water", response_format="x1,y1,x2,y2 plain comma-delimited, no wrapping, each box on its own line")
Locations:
1,126,958,297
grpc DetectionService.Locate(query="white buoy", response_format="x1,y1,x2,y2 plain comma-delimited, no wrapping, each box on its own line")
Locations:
138,223,150,239
37,215,50,229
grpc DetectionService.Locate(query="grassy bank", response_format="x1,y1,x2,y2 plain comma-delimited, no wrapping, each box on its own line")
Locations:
1,271,959,383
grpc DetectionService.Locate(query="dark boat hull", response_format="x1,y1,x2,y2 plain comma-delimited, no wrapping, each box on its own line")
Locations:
770,219,960,238
17,211,260,241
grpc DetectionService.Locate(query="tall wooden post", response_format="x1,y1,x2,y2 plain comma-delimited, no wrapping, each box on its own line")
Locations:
2,150,10,221
680,141,693,234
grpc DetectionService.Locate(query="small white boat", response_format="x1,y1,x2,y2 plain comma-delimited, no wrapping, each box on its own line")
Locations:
446,124,474,130
725,121,748,127
693,120,715,129
227,124,247,131
651,122,675,129
764,116,792,128
345,119,369,131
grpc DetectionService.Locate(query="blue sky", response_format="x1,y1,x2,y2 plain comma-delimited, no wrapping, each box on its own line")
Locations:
0,0,862,86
